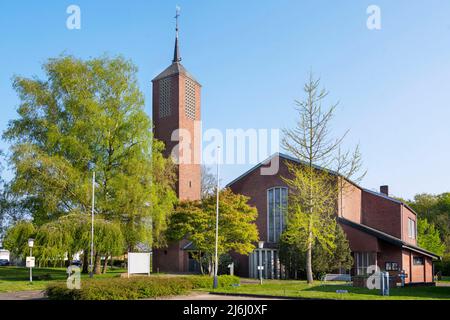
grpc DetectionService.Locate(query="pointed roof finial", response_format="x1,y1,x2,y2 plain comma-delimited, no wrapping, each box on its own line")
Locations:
173,5,181,63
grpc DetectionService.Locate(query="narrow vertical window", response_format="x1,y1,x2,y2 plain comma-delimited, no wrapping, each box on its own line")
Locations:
267,187,288,243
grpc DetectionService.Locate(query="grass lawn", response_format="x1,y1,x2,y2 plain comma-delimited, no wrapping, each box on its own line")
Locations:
0,266,125,293
439,276,450,283
208,279,450,300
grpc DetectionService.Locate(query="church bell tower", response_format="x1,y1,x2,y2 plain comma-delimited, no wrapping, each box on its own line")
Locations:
152,8,201,272
152,7,201,201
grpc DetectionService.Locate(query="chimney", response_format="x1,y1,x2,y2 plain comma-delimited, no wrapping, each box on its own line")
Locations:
380,185,389,196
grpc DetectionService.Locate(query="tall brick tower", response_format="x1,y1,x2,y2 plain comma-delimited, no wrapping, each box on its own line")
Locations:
152,9,201,272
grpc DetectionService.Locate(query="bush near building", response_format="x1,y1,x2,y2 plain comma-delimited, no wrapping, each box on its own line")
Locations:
46,275,239,300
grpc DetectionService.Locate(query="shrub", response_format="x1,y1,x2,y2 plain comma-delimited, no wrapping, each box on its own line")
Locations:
46,275,240,300
188,275,240,289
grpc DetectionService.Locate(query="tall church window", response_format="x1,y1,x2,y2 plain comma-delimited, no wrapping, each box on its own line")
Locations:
185,78,196,120
267,187,288,243
159,77,172,118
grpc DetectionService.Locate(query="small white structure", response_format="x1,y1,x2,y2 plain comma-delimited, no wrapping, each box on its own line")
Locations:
127,252,151,277
0,249,10,261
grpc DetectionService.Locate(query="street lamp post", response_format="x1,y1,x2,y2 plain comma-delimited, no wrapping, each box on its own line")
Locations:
90,171,95,278
258,241,264,285
213,146,220,289
28,238,34,283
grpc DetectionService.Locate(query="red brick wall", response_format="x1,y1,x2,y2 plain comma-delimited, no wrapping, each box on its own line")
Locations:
362,191,402,238
425,257,433,283
228,156,292,243
401,205,417,245
340,223,379,252
152,70,201,272
338,179,362,223
402,250,433,284
377,241,402,281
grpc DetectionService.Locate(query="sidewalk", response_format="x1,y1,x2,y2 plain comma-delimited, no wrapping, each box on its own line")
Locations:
0,290,46,300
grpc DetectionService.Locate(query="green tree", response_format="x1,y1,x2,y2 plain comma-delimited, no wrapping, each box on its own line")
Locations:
281,73,364,284
417,217,445,256
167,189,259,275
3,220,36,260
4,215,124,272
2,55,176,268
408,193,450,254
279,224,353,279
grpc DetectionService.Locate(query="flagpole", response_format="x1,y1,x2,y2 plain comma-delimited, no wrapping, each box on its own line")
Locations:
90,171,95,278
213,146,220,289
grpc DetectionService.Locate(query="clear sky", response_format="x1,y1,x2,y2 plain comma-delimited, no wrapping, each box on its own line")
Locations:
1,1,449,200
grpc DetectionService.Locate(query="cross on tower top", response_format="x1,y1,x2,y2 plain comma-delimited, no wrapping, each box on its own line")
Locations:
173,6,181,63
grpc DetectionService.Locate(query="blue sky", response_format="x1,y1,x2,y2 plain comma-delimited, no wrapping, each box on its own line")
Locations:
1,1,450,199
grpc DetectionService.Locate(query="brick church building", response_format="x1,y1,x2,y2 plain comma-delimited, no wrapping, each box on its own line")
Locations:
152,18,440,284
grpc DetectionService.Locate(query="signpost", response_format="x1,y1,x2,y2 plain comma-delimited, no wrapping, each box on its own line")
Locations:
257,265,264,285
26,256,35,268
27,238,34,282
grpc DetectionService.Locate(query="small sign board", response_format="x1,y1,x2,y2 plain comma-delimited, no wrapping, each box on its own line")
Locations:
257,266,264,270
26,256,35,268
127,252,151,277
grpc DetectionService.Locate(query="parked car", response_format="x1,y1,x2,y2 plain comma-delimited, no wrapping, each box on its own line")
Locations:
0,259,10,266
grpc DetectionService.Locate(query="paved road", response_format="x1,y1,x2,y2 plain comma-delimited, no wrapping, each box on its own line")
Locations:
0,290,46,300
0,290,279,300
157,292,281,300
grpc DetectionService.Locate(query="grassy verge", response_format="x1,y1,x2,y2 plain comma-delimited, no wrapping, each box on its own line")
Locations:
208,279,450,300
0,267,125,293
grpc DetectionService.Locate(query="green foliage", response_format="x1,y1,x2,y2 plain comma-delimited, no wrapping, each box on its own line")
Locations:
4,215,124,266
167,189,259,273
408,193,450,255
417,218,445,256
279,224,352,279
2,55,176,249
3,220,35,259
45,275,240,300
281,162,338,255
435,254,450,276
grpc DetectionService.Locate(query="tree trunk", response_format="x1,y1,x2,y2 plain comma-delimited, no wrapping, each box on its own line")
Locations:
94,253,101,274
306,230,313,284
102,253,109,274
82,251,89,274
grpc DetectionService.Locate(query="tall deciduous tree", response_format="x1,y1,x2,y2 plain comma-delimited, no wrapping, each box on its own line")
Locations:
2,55,176,267
417,217,445,256
281,73,364,284
167,189,259,275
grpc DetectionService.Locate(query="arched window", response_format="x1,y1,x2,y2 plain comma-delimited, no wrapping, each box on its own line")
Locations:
267,187,288,243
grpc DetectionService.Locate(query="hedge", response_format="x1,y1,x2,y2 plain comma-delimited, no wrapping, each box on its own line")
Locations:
46,275,240,300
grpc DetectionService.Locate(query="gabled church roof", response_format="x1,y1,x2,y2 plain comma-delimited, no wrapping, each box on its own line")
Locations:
152,61,200,84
